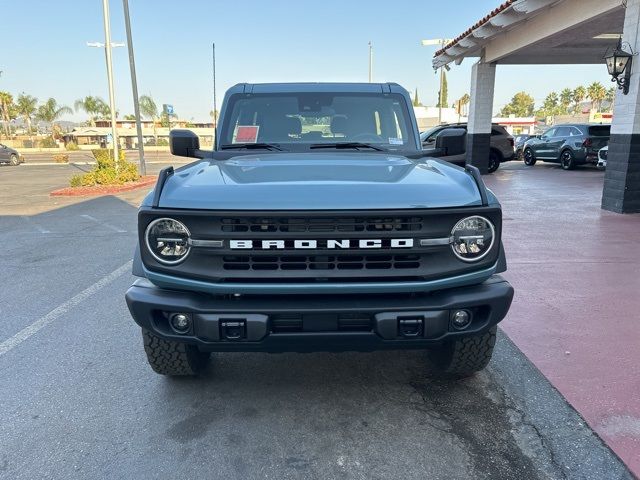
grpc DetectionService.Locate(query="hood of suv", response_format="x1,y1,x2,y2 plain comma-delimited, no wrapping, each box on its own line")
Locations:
155,153,483,210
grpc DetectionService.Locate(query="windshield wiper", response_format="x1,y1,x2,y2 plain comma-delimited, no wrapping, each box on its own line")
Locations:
309,142,386,152
220,143,283,151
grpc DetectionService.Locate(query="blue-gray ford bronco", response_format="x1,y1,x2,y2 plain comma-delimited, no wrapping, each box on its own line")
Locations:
125,83,513,378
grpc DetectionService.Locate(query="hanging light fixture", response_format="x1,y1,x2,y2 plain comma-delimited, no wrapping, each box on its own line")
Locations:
604,37,635,95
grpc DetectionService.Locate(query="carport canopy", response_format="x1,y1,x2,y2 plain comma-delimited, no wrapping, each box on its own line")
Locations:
432,0,639,213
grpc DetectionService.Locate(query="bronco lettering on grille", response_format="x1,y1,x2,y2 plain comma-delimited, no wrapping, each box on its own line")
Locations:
229,239,414,250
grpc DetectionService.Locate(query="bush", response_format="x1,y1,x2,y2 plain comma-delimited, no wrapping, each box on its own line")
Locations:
69,148,140,187
65,141,80,151
53,154,69,163
39,137,58,148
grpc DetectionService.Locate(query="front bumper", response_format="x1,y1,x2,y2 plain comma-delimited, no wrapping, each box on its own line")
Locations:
125,275,514,352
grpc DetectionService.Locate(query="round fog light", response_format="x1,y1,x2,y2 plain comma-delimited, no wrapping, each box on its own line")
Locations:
170,313,191,333
452,310,471,330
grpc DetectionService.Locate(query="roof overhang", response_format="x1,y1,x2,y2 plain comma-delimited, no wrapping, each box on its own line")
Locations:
433,0,625,68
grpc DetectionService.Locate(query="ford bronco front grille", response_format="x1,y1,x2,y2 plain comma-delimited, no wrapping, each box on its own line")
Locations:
139,208,502,284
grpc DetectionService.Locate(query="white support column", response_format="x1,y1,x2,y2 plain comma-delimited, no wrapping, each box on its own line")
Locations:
602,0,640,213
466,61,496,173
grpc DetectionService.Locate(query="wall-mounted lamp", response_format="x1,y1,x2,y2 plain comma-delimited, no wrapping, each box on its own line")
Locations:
604,37,635,95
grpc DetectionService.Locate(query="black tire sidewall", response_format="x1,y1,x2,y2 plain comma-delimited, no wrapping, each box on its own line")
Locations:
560,150,574,170
523,149,536,166
488,150,500,173
10,154,19,166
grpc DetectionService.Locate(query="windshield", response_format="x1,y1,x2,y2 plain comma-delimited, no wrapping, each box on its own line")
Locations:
220,92,415,151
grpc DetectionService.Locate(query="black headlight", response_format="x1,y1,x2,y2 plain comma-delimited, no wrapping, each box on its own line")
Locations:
450,216,495,262
145,218,191,265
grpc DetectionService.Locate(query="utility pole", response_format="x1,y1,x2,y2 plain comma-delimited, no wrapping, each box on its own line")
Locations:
101,0,119,171
421,38,452,125
122,0,146,175
368,41,373,83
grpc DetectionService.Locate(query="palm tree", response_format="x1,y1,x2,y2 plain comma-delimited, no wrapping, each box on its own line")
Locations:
605,86,617,112
0,91,15,137
16,93,38,133
74,96,108,126
587,82,607,112
139,95,159,144
36,98,73,139
459,93,471,116
572,86,587,114
559,88,573,115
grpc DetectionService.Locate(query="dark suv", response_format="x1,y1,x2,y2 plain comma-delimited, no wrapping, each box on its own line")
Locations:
421,123,514,173
522,124,610,170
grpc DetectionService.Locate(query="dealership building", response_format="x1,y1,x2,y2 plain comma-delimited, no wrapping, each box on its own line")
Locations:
434,0,640,213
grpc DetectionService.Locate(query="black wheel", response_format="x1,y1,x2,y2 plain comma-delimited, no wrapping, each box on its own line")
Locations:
560,150,575,170
9,154,19,166
427,326,497,378
487,150,501,173
523,148,536,166
142,329,209,376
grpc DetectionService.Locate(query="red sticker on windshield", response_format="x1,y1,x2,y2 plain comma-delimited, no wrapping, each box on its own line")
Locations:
235,125,259,143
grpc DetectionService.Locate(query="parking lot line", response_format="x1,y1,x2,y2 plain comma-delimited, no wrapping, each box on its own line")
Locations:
80,214,127,233
0,261,132,357
21,215,50,234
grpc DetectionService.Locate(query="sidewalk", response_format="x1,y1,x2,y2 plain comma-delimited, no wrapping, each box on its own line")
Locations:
485,163,640,476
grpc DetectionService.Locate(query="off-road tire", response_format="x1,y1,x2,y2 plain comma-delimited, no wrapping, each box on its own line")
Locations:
428,326,497,378
523,148,536,166
488,150,501,173
9,154,19,166
142,329,209,376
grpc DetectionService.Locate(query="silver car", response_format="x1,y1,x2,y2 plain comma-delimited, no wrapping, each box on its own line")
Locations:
420,123,515,173
0,144,24,166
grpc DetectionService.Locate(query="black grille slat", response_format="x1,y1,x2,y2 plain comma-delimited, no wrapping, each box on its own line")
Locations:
222,254,422,271
220,216,422,233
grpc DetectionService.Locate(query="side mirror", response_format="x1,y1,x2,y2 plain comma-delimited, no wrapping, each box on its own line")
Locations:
434,128,466,156
170,129,200,158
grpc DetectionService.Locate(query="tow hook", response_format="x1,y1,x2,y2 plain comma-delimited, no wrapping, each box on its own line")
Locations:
221,320,247,340
398,318,424,337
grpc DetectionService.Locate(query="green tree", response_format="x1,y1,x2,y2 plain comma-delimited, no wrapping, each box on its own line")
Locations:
139,95,159,143
16,93,38,133
500,91,535,117
572,86,587,113
74,96,108,126
123,114,136,120
537,92,561,117
587,81,606,112
436,71,448,108
605,86,616,112
559,88,573,115
36,98,72,139
0,91,15,137
413,88,422,107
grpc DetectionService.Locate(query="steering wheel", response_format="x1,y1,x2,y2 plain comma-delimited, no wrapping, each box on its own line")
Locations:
351,133,385,143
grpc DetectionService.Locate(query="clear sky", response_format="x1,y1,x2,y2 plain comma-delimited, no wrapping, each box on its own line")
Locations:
0,0,612,122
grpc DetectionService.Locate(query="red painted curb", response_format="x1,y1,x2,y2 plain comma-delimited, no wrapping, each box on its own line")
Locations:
50,176,157,197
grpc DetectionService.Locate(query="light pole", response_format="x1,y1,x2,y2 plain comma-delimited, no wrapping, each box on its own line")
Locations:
122,0,146,175
368,41,373,83
86,0,122,170
421,38,452,125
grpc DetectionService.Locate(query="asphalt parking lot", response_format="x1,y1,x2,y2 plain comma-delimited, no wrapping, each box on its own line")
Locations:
0,162,634,479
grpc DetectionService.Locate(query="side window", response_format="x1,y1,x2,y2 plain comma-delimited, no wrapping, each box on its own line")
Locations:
555,127,571,137
491,128,503,136
544,128,557,138
570,127,582,136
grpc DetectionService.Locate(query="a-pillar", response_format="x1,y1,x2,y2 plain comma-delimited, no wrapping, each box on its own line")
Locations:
602,0,640,213
466,61,496,174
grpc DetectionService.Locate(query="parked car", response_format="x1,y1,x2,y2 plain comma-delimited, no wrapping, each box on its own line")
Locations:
0,144,24,165
597,145,608,170
522,124,610,170
514,134,534,160
420,123,515,173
